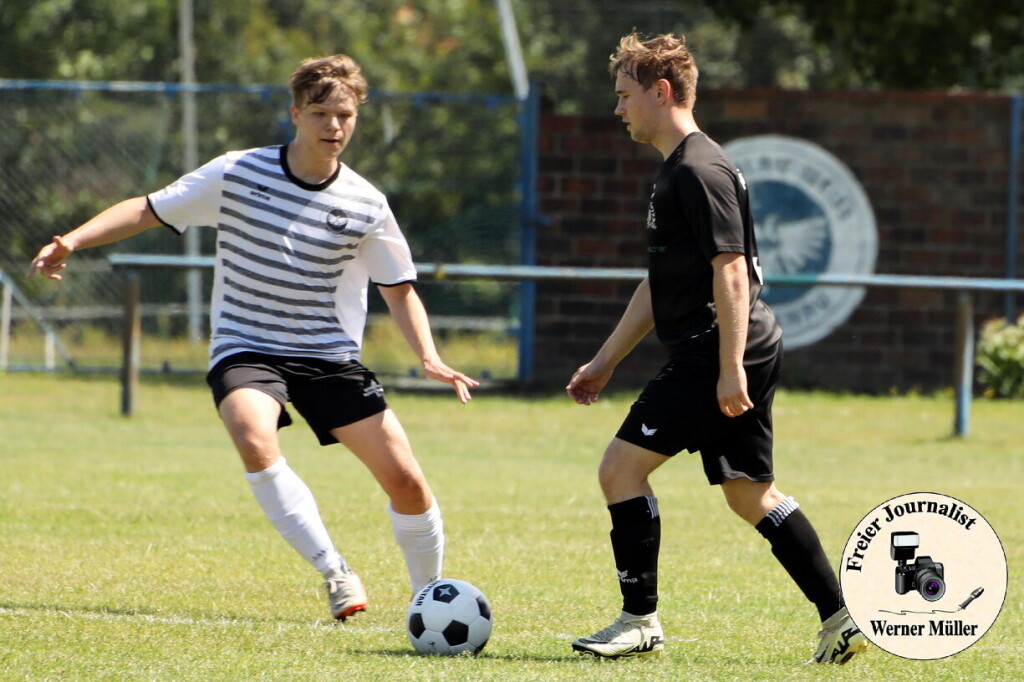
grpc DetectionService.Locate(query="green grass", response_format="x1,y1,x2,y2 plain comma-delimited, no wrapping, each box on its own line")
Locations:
1,373,1022,681
5,321,518,379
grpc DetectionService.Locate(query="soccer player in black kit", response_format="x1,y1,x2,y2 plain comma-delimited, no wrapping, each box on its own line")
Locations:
565,31,868,665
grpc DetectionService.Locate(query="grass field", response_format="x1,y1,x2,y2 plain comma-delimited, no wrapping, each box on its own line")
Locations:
1,373,1022,681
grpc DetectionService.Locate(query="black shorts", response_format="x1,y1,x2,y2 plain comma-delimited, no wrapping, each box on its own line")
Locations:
615,344,782,485
206,352,388,446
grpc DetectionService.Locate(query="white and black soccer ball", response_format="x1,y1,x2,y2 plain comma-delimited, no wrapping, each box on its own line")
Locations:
406,579,492,655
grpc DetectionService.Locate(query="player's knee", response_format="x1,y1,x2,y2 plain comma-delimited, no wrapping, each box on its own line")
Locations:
597,471,614,499
231,431,279,463
596,456,620,494
384,468,430,505
238,443,280,470
597,456,644,500
723,493,755,521
722,480,783,524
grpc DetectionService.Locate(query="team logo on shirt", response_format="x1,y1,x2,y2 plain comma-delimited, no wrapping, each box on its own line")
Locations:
324,207,350,235
723,135,878,349
646,198,657,230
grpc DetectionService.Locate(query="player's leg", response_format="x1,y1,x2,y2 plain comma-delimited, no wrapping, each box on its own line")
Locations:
721,478,866,663
721,477,842,619
709,348,866,664
217,386,360,620
572,438,667,659
218,387,348,574
330,409,443,595
599,437,669,620
712,349,844,619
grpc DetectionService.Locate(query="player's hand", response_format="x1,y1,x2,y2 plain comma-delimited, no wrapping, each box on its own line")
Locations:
717,366,753,417
421,359,479,404
566,360,612,406
27,235,74,280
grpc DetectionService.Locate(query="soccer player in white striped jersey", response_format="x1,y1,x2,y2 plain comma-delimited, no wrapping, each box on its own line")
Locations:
28,54,478,622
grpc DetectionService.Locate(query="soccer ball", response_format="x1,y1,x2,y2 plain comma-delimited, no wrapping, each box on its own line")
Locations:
406,579,493,655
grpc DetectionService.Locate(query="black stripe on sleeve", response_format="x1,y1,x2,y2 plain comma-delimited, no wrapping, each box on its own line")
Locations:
146,195,184,235
373,278,417,287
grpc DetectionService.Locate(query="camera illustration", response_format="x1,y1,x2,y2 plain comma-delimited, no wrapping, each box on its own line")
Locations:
891,531,946,601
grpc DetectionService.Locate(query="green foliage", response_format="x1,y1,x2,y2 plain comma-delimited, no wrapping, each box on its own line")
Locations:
0,0,178,81
520,0,831,112
977,316,1024,399
0,0,517,93
4,1,1023,101
704,0,1024,90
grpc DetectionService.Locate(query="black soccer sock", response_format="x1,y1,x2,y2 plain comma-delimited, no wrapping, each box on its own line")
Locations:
608,495,661,616
755,497,843,622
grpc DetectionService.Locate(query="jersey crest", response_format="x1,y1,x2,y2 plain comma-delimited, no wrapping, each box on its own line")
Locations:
646,201,657,230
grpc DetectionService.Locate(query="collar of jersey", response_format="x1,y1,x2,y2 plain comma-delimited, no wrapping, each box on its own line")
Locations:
279,143,342,192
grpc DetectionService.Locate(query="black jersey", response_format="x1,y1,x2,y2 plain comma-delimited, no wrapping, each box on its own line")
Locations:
646,132,782,364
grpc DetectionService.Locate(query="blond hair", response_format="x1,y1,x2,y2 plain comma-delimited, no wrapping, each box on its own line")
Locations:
289,54,368,108
609,31,698,106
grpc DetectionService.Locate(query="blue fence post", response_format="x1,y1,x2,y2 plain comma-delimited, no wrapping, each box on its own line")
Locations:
121,269,142,416
954,292,975,437
1006,95,1022,322
516,80,541,383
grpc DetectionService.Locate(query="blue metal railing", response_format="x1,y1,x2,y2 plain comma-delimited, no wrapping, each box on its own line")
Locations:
106,254,1024,436
0,78,519,106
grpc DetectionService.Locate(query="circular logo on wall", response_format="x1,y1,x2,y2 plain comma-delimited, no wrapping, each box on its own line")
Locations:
723,135,878,348
840,492,1007,660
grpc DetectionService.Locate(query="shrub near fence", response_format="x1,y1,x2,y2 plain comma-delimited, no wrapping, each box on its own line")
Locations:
977,315,1024,398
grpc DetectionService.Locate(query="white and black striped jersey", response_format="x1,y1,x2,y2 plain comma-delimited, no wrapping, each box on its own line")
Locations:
147,145,416,368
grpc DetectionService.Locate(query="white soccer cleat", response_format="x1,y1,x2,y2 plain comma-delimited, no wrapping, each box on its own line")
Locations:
572,611,665,659
810,606,868,664
323,566,368,622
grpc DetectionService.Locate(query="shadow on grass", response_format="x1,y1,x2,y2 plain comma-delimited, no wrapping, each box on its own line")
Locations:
348,648,581,663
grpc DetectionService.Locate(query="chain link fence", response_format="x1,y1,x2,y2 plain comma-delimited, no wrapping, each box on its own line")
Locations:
1,82,526,379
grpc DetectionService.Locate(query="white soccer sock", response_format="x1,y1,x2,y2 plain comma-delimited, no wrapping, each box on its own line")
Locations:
389,499,444,594
245,457,343,576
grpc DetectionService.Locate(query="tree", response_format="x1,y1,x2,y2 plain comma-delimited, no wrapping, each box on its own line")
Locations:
0,0,178,81
703,0,1024,90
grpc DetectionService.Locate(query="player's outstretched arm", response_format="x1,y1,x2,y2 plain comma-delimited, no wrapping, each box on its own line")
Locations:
377,282,479,403
27,197,162,280
566,277,654,405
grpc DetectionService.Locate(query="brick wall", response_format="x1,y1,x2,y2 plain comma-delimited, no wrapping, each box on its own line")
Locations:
534,90,1023,392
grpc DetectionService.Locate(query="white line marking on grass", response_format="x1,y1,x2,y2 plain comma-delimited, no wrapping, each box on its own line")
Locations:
554,633,698,643
0,606,403,634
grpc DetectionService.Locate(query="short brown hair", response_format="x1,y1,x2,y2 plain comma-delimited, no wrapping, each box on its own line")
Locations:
609,31,698,106
289,54,368,108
